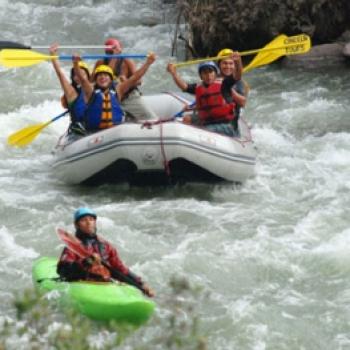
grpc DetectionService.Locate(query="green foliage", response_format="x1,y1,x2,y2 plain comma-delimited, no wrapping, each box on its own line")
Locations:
0,276,208,350
175,0,350,56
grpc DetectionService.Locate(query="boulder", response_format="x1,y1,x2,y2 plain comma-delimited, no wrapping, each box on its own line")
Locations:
343,43,350,58
172,0,350,59
282,43,347,69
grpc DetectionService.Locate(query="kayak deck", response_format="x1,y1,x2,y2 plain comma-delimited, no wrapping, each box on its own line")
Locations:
32,257,155,325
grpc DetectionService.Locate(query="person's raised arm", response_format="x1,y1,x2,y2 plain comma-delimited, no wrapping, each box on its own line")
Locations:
117,52,156,100
72,54,94,103
49,43,77,104
166,63,188,91
118,58,138,83
232,52,242,81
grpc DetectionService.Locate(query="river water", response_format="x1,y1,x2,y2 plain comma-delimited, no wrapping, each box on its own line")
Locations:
1,0,350,349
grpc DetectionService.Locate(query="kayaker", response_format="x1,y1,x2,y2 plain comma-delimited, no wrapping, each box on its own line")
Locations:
57,207,155,297
92,37,158,121
49,43,89,135
74,51,156,131
216,48,248,134
167,60,238,137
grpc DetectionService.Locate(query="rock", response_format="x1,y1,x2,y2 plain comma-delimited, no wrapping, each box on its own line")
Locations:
282,43,347,69
176,0,350,57
338,30,350,42
140,16,162,27
343,43,350,58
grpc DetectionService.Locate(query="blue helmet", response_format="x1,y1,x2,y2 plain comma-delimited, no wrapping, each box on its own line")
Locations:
74,207,97,222
198,61,218,75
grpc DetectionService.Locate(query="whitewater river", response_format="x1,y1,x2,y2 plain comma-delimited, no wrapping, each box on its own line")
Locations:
1,0,350,349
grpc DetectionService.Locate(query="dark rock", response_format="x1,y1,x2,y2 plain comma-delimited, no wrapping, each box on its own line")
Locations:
140,16,162,27
338,30,350,42
175,0,350,58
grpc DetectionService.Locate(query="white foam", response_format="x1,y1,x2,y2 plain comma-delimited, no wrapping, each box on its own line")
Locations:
0,226,38,261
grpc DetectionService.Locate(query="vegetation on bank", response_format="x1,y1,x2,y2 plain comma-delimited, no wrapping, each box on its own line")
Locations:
171,0,350,57
0,277,208,350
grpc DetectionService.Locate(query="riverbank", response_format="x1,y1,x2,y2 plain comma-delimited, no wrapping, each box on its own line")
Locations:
167,0,350,69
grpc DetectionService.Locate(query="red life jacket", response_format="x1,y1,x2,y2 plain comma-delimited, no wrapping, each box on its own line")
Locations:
195,82,235,124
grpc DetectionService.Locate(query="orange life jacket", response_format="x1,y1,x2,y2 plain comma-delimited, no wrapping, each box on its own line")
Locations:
100,91,114,129
195,82,235,124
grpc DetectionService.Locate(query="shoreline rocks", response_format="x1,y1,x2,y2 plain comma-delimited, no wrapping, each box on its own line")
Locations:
167,0,350,70
283,42,350,69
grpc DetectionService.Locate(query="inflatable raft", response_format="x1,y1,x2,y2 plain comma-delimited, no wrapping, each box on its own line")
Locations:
32,257,155,325
52,93,256,185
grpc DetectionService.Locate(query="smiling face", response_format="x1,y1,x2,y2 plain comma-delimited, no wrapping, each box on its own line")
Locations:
199,67,217,85
95,72,113,90
75,215,97,235
219,58,235,77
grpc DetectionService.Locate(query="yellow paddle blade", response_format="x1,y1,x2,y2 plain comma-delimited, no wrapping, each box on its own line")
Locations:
174,34,311,68
0,49,58,68
241,34,311,57
7,121,51,147
243,34,288,73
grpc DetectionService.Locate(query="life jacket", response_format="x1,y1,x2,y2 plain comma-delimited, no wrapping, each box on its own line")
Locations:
57,232,129,282
195,82,235,124
68,89,87,123
61,89,87,123
84,89,124,130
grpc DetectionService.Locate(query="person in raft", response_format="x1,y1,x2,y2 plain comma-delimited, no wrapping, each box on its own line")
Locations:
166,58,240,137
49,43,90,135
92,38,158,121
57,207,155,297
216,48,248,135
74,51,156,131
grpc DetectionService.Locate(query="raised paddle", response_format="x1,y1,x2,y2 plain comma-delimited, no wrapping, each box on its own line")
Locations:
173,34,311,68
243,34,288,73
57,228,111,281
57,228,152,296
0,49,148,68
7,110,69,147
0,40,112,50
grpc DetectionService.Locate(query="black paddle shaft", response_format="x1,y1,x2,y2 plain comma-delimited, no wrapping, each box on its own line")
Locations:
0,41,30,50
101,260,147,294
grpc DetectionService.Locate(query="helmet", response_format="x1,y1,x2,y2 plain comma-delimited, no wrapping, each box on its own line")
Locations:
78,61,89,71
217,48,234,58
94,64,114,80
77,61,90,76
74,207,97,222
70,61,90,82
198,61,218,75
104,38,122,53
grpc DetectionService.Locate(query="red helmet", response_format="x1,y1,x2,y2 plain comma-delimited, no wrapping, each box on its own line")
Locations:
104,38,122,53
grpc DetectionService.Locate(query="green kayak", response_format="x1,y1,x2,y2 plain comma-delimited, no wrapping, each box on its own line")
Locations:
32,257,155,325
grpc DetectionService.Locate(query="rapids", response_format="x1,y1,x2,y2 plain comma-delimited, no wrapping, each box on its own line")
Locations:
0,0,349,348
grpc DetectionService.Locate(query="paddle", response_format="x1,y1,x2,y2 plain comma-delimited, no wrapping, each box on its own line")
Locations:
173,34,311,68
172,101,196,119
0,40,112,50
7,110,69,147
0,49,148,68
57,228,111,281
243,34,288,73
57,228,152,296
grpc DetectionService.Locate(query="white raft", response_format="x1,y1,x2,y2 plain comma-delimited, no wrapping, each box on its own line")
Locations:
52,93,256,185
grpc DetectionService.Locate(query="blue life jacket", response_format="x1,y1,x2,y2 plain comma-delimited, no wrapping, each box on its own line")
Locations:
84,89,124,130
69,89,87,123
